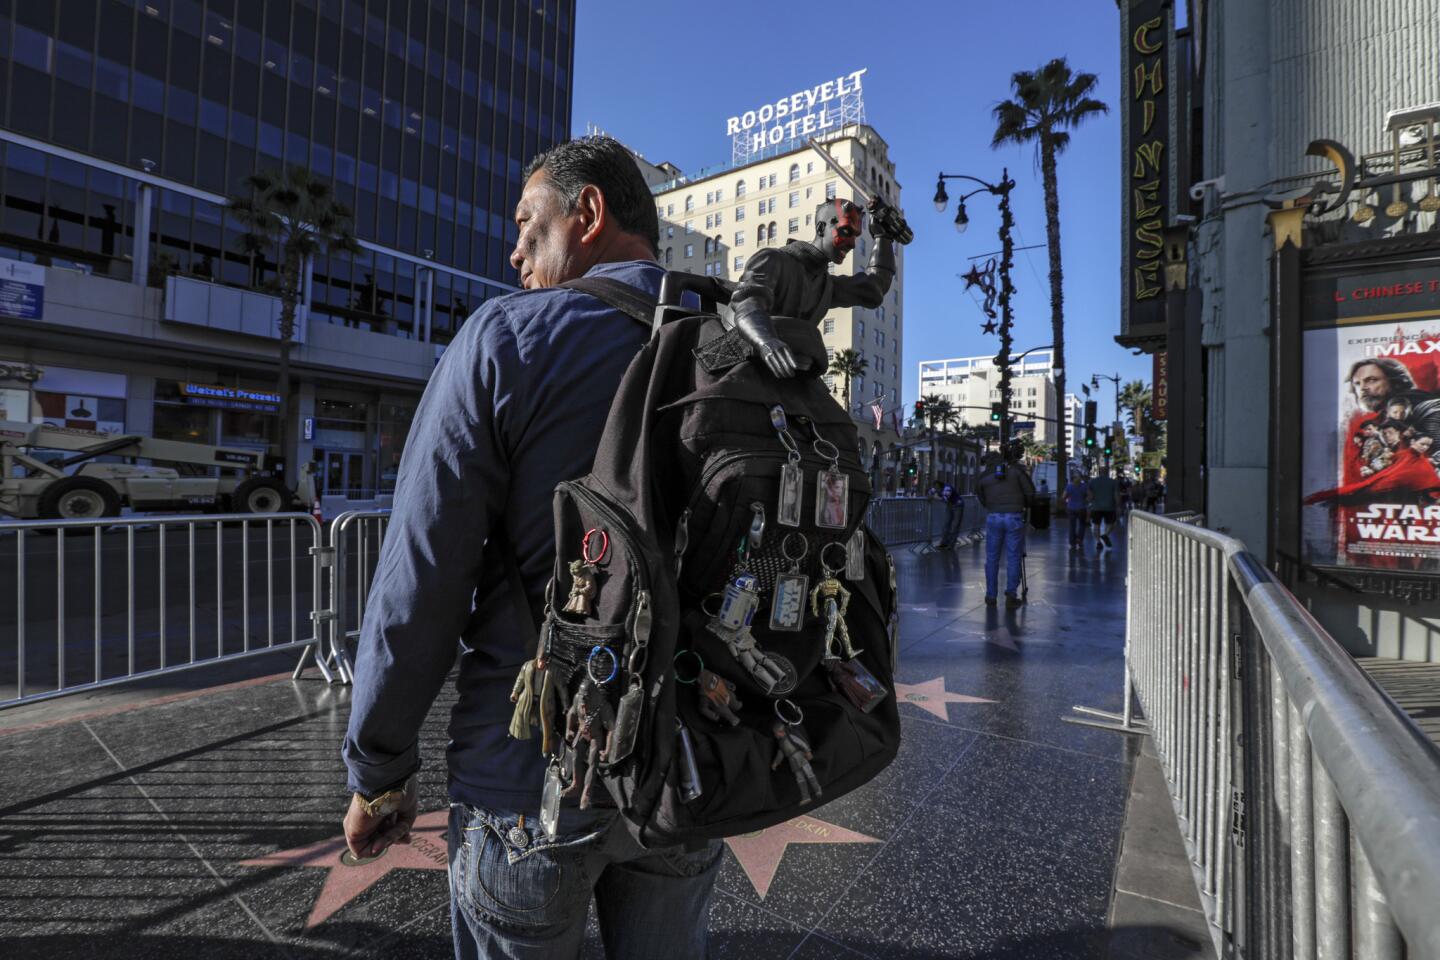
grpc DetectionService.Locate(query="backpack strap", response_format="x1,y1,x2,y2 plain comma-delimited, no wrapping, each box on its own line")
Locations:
560,276,658,329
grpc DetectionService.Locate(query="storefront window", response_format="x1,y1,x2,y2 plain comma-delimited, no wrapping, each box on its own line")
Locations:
377,402,415,493
154,403,215,444
34,391,126,433
221,410,277,449
0,387,33,422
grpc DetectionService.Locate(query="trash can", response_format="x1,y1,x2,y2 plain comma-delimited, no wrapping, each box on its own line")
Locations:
1028,496,1051,530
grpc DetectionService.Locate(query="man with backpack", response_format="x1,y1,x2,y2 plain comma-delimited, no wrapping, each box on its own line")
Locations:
339,137,723,960
976,450,1035,608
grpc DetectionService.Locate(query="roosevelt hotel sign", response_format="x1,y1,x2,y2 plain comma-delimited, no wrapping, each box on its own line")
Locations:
727,69,868,166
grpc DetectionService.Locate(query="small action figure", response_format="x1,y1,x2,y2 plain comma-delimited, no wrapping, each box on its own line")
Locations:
563,558,597,615
707,573,793,693
810,566,860,661
771,722,822,803
697,668,744,726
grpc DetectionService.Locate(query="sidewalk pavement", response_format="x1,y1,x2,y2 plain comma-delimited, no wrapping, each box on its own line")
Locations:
0,520,1192,959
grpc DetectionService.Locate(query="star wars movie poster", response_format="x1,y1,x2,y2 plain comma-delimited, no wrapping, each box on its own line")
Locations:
1302,319,1440,572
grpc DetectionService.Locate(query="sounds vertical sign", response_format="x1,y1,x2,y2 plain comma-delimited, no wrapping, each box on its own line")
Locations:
1123,0,1170,333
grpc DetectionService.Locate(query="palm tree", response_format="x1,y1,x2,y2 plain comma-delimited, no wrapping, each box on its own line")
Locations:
231,167,359,485
927,397,957,433
992,58,1108,505
1118,380,1151,436
827,349,869,412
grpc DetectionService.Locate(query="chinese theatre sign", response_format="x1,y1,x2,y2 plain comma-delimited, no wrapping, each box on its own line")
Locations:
1153,351,1169,421
1123,0,1170,334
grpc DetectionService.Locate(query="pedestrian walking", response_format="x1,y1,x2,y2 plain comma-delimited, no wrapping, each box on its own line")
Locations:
936,480,965,549
1088,465,1119,550
1063,470,1089,549
976,451,1035,608
340,137,722,960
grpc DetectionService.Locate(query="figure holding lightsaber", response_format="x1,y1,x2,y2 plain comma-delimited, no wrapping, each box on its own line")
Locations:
720,138,914,380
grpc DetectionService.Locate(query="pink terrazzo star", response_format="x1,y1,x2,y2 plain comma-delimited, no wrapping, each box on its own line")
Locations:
240,809,450,927
724,815,880,899
893,676,996,721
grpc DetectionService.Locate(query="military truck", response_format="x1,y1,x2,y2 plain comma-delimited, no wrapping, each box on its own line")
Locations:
0,420,314,520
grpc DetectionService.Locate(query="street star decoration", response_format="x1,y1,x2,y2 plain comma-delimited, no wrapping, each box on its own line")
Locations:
893,676,996,721
962,258,1000,332
724,815,880,899
240,809,450,927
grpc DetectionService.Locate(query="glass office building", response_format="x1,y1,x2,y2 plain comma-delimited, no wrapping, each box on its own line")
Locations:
0,0,574,343
0,0,574,503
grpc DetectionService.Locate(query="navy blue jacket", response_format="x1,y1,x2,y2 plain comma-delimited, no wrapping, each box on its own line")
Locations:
342,259,663,811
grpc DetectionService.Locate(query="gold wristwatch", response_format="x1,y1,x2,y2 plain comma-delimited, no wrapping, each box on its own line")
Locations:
356,775,417,818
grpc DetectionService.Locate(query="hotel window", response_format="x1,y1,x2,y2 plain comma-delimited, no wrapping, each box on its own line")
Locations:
664,248,672,264
806,161,814,173
735,230,745,246
767,222,777,241
714,211,722,226
684,243,694,258
715,188,724,202
705,191,714,205
666,226,674,237
789,163,800,182
685,195,694,212
735,205,746,221
734,255,745,270
685,220,694,234
736,180,746,197
788,218,799,234
757,226,765,244
823,318,835,334
805,187,813,199
704,215,712,230
704,238,713,255
789,191,799,208
666,204,674,216
825,181,837,199
858,320,865,337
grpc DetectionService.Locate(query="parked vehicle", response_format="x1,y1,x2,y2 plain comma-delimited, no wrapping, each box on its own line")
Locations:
0,420,313,520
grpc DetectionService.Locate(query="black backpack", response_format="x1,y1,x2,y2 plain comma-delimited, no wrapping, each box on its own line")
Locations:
506,272,901,847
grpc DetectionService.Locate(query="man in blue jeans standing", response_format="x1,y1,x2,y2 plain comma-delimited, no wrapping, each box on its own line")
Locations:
976,451,1035,609
339,137,722,960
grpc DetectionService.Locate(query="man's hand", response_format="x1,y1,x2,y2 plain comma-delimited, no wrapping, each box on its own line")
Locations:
343,778,419,859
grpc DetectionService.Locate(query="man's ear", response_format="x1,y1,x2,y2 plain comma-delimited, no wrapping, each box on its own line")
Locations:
576,184,605,245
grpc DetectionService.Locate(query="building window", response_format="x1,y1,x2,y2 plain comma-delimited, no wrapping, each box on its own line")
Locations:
705,191,714,205
858,320,865,337
736,180,746,198
823,318,835,334
704,215,713,230
735,205,746,222
788,218,799,234
769,174,777,187
704,238,713,255
715,188,724,202
684,243,694,258
806,161,814,173
805,214,812,225
874,381,884,398
876,330,885,347
664,248,672,264
666,225,674,238
735,230,745,246
825,181,837,199
685,220,694,234
789,191,800,208
789,163,800,182
767,222,777,241
714,211,723,226
757,226,765,244
734,255,745,271
667,204,674,216
685,195,694,212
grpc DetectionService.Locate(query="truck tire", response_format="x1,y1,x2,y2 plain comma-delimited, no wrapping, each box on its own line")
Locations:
233,477,291,514
38,477,122,520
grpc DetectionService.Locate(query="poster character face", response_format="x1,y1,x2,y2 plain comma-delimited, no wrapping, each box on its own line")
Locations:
1386,399,1412,422
1381,425,1403,447
816,470,849,529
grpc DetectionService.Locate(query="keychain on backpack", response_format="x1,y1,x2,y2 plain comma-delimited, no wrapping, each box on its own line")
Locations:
845,526,866,581
563,528,608,616
706,572,795,694
812,434,849,530
769,532,809,632
825,658,889,713
771,699,822,804
811,542,860,661
771,405,805,528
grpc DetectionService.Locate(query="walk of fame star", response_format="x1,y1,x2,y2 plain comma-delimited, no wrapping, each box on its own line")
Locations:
893,676,995,720
724,816,879,899
240,809,450,927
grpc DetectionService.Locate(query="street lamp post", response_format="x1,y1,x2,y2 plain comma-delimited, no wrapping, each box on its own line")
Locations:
934,169,1018,448
1091,372,1121,427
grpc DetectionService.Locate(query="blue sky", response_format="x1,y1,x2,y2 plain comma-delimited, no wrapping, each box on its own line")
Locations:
571,0,1151,418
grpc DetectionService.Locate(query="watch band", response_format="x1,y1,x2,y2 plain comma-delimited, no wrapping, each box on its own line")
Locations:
356,775,416,818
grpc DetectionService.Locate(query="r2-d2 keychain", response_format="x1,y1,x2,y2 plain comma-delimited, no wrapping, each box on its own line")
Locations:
706,572,795,694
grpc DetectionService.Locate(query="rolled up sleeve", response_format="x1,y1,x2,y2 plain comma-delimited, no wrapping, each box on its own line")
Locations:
342,306,520,795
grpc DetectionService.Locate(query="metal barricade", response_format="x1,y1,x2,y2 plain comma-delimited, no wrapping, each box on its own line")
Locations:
1078,511,1440,957
865,494,986,548
0,512,323,708
294,509,391,685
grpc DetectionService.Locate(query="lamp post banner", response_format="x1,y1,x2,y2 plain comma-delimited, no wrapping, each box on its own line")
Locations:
1300,316,1440,573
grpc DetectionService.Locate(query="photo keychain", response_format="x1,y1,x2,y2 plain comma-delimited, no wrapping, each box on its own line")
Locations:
812,433,849,530
769,532,810,632
563,527,609,616
770,405,805,528
845,526,866,581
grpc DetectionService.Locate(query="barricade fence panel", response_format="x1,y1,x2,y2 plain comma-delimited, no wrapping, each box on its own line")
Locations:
866,494,987,548
0,513,324,708
1125,511,1440,958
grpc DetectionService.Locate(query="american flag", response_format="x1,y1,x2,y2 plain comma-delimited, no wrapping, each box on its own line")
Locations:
870,399,884,431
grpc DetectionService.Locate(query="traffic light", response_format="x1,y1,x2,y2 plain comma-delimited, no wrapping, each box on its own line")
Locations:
989,402,1003,422
1103,439,1113,458
913,399,926,420
1084,426,1096,448
1083,399,1098,449
905,461,917,477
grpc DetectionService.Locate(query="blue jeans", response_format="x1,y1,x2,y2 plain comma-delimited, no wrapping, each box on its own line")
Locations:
447,803,723,959
984,511,1026,598
1068,509,1087,544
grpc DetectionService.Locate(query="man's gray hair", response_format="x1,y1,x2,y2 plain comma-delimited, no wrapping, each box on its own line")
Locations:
1347,357,1415,394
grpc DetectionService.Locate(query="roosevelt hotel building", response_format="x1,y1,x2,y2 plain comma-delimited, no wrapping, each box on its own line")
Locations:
644,125,905,461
